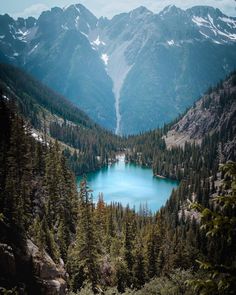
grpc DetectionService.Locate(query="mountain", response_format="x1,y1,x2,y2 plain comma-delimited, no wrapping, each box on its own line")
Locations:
98,5,236,134
0,4,236,134
165,71,236,159
0,5,116,131
126,71,236,176
0,49,236,295
0,63,119,174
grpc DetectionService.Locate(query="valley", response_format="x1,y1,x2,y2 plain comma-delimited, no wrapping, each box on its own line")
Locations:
1,4,236,134
0,3,236,295
0,57,235,295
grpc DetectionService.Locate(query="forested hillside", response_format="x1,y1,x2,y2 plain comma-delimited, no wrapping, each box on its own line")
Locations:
0,70,235,295
0,95,78,293
0,63,121,175
126,71,236,174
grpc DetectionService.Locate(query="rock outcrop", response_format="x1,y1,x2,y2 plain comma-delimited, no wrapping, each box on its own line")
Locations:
0,219,67,295
27,240,67,295
165,72,236,158
0,243,16,277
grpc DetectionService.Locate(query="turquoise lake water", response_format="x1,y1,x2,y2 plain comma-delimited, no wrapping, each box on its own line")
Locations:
77,156,178,212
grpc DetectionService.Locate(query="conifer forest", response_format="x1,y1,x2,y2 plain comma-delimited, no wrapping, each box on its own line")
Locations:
0,3,236,295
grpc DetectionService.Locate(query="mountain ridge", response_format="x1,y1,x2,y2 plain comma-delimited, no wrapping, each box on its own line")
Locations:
0,63,119,175
0,4,236,134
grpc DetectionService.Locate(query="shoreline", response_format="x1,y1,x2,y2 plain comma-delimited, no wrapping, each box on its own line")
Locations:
154,174,167,179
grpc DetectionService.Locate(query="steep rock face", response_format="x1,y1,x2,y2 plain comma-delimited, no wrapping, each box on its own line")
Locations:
0,4,236,134
0,243,16,278
0,220,67,295
0,239,67,295
27,240,67,295
165,72,236,159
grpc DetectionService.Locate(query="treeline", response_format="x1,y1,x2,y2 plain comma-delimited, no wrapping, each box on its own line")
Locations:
0,96,78,292
121,73,236,294
66,162,236,295
0,95,200,294
50,121,120,175
67,180,199,294
0,63,122,176
0,69,236,295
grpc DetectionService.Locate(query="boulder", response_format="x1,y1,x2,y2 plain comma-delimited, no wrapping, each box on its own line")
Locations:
26,240,67,295
0,243,16,277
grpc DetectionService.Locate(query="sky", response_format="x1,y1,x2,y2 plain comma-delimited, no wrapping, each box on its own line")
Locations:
0,0,235,19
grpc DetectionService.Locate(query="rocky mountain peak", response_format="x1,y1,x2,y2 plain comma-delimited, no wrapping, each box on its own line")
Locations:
0,4,236,134
159,5,184,17
187,5,224,18
129,6,153,18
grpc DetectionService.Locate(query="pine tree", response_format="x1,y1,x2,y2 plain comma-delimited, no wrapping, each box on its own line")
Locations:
67,178,100,292
187,162,236,295
123,213,136,287
4,114,32,231
146,226,159,279
133,239,146,289
115,259,129,293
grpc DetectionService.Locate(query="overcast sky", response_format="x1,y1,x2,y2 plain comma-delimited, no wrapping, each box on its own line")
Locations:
1,0,236,19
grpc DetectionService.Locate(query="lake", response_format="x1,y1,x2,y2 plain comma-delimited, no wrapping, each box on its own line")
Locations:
77,155,178,212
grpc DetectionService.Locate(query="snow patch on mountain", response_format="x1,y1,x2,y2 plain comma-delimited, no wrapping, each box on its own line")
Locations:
192,16,209,27
28,43,39,55
75,16,80,28
101,53,109,65
63,4,71,11
92,35,106,46
167,40,175,46
219,17,236,28
61,24,69,31
80,31,88,38
192,14,236,42
106,41,134,135
199,31,210,38
74,4,81,14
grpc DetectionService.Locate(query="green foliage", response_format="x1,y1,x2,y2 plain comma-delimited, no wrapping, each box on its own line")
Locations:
1,70,236,295
0,96,78,265
67,178,100,292
133,240,146,289
0,64,122,177
0,287,19,295
187,162,236,295
115,259,129,293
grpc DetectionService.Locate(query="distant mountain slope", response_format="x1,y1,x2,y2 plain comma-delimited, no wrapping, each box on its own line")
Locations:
125,72,236,181
0,63,94,128
0,63,119,174
165,71,236,159
0,4,236,134
98,5,236,134
0,6,116,131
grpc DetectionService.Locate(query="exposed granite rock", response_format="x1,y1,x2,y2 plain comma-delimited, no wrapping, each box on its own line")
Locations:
165,74,236,151
26,240,67,295
0,229,67,295
0,243,16,277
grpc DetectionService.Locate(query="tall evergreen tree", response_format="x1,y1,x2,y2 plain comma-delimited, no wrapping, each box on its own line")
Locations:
67,178,100,292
